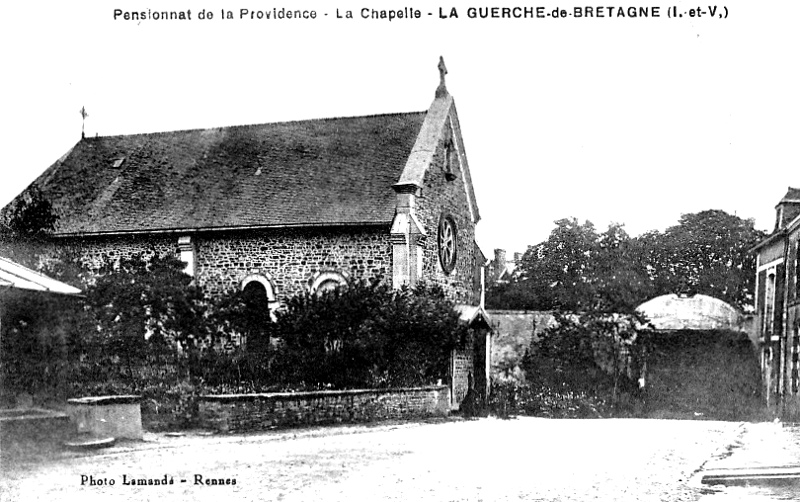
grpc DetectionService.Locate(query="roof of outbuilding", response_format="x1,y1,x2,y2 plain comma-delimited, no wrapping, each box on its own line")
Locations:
0,256,82,295
28,112,427,235
637,293,743,331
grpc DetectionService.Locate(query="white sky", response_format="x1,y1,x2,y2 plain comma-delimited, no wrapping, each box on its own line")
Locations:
1,1,798,256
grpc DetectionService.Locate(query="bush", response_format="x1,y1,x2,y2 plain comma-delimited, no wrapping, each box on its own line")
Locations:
272,281,467,389
1,245,470,427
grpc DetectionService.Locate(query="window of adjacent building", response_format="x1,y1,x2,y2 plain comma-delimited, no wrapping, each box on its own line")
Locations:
765,271,776,336
793,324,800,394
796,242,800,301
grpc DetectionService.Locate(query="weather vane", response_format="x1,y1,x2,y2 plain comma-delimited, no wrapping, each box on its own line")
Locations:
79,106,89,138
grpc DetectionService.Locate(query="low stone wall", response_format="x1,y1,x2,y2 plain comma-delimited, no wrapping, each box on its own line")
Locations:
197,386,450,433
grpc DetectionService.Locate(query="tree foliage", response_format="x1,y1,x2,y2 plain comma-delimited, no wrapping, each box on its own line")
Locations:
84,253,208,385
488,210,766,312
522,310,648,411
648,210,764,309
274,281,467,389
0,187,59,267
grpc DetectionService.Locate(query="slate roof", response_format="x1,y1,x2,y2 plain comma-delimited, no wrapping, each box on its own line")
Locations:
29,112,427,235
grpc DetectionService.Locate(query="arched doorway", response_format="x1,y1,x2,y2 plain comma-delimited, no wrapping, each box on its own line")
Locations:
240,275,277,353
636,294,763,419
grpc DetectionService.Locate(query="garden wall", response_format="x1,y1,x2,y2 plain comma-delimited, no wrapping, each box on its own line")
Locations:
197,386,450,433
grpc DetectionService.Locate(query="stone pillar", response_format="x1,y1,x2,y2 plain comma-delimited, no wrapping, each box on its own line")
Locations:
177,236,195,276
390,185,425,289
390,232,410,288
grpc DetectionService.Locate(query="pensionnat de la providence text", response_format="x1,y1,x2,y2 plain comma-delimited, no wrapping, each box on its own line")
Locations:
112,6,729,22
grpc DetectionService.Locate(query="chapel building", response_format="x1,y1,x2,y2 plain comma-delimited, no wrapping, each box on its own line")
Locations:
3,58,491,406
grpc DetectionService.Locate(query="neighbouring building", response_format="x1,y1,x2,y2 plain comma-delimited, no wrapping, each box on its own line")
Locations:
0,255,82,406
487,249,521,283
2,58,491,408
751,187,800,417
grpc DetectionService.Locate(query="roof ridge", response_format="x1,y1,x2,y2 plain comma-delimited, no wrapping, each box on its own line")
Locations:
83,110,428,140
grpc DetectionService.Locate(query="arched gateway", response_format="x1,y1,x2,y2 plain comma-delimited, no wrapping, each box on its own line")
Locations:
635,294,762,420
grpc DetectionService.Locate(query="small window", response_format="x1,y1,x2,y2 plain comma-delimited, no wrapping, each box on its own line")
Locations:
310,271,348,294
316,279,342,294
443,140,457,181
437,213,458,274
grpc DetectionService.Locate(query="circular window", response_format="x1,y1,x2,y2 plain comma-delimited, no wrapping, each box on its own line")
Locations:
437,214,458,274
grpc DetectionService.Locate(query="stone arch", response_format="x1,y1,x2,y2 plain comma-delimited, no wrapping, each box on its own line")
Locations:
241,274,277,302
309,270,349,294
241,273,279,320
637,293,744,332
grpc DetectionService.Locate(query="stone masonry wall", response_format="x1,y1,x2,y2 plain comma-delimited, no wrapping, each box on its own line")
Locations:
48,235,178,271
415,109,480,305
50,226,391,303
195,226,391,299
197,386,450,432
451,346,474,408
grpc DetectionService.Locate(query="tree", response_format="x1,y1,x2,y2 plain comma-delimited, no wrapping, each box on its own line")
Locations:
490,219,650,312
646,210,765,310
0,187,58,267
487,210,766,313
209,286,275,353
591,223,653,313
523,310,648,411
85,253,207,386
510,218,599,311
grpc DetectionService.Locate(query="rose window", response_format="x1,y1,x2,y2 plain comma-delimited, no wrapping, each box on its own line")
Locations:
437,214,458,274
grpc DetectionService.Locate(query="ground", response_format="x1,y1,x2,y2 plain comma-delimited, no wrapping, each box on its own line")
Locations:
0,417,756,502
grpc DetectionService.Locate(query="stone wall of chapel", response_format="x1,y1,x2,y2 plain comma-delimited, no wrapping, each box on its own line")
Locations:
415,114,480,305
50,227,392,302
194,227,391,299
48,235,179,271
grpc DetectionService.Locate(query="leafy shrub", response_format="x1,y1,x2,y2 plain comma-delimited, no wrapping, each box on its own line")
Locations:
272,281,467,389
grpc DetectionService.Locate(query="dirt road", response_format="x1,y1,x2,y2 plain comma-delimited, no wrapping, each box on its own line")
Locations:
1,417,742,502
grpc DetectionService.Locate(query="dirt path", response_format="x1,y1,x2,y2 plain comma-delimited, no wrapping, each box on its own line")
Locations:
1,417,742,502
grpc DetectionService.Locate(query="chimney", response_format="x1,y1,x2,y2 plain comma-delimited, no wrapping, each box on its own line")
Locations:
493,249,506,281
513,252,521,263
775,187,800,231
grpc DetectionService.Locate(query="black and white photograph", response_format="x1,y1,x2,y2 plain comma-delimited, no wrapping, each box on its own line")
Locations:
1,1,799,500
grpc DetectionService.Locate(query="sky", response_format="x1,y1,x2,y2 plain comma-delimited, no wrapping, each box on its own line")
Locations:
1,1,798,256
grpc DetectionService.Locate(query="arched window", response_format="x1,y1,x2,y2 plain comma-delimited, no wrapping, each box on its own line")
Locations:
310,271,348,294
